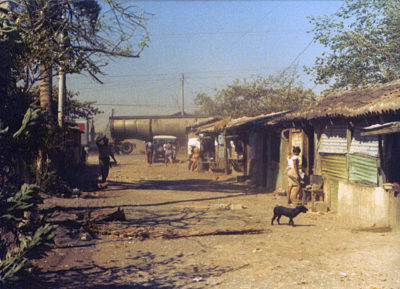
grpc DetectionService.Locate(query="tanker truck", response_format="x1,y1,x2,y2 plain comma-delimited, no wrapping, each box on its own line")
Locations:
109,114,214,154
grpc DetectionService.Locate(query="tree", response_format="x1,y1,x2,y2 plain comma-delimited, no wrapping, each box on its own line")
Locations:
4,0,149,116
194,69,316,118
1,0,149,183
306,0,400,92
30,86,102,120
0,1,149,285
10,0,149,90
64,90,103,121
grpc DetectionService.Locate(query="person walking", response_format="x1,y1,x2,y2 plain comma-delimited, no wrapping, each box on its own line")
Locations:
96,135,117,186
145,140,154,167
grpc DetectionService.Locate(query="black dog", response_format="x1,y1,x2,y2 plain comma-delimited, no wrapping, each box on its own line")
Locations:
271,205,308,226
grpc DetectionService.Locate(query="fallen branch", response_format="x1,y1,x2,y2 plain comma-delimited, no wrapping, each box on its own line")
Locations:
95,207,126,223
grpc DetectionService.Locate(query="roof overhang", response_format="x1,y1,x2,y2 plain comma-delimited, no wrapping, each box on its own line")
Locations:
360,122,400,136
226,111,288,133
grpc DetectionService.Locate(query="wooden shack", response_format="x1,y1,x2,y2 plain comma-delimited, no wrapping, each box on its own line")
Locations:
224,112,287,187
268,79,400,229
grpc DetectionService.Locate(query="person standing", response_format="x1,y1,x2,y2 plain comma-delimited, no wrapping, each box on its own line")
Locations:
164,141,174,166
145,140,154,167
96,136,117,185
191,146,200,172
188,145,195,170
286,146,301,204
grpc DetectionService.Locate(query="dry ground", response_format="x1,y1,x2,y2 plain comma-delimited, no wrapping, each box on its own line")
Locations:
37,153,400,289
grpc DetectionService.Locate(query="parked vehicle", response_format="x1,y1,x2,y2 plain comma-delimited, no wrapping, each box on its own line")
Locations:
152,135,177,162
116,141,136,155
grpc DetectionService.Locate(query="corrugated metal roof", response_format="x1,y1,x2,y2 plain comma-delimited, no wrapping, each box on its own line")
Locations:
360,121,400,136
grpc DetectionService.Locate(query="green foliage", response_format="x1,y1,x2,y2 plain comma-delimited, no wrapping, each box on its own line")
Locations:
12,108,46,147
307,0,400,92
65,94,102,120
0,184,56,286
59,88,102,120
195,68,316,118
0,223,56,285
2,184,42,223
0,108,56,287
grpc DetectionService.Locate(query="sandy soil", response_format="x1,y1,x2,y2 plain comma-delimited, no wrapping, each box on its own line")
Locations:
37,153,400,289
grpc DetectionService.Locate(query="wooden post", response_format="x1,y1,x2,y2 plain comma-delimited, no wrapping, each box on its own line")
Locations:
224,130,231,174
378,135,386,185
181,74,184,116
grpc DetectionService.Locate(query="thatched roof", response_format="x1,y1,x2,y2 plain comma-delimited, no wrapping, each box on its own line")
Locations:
268,79,400,124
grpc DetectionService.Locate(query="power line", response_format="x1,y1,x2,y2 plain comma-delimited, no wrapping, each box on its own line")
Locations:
69,74,262,91
150,29,303,38
281,38,314,75
225,9,274,52
69,66,273,79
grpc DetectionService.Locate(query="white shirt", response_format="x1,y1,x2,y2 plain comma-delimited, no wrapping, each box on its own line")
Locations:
287,155,299,169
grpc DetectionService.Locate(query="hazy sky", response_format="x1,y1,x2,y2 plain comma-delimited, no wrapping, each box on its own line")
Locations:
67,0,343,130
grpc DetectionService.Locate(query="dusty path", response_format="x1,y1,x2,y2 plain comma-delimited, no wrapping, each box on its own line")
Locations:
38,153,400,289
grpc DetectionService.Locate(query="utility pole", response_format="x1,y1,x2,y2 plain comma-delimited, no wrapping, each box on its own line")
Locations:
181,73,184,116
58,32,66,127
58,70,65,127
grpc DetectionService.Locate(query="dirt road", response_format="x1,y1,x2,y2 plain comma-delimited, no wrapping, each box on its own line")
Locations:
38,153,400,289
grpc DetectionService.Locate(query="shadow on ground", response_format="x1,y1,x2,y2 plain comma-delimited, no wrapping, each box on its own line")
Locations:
65,163,100,192
41,250,246,289
107,179,249,194
42,178,258,215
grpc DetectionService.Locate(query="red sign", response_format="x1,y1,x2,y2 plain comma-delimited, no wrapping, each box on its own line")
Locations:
77,123,86,132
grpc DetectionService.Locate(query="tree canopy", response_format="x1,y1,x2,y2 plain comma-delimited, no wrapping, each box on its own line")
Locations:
306,0,400,92
194,69,316,118
3,0,150,91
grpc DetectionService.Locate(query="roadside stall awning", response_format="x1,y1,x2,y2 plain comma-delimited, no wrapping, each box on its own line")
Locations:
360,122,400,136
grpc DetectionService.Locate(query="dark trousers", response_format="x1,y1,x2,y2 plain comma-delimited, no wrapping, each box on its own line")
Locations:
146,151,153,164
99,157,110,182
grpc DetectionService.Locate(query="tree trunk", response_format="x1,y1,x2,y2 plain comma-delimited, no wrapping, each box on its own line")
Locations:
0,35,10,130
36,64,52,186
39,64,53,115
